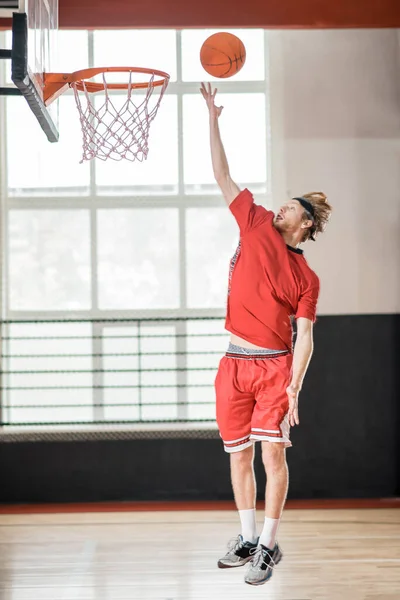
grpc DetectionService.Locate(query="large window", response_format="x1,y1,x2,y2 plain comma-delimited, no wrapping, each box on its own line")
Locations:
0,29,270,427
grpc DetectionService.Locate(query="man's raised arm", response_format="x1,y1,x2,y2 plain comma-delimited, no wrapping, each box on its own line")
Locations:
200,82,240,206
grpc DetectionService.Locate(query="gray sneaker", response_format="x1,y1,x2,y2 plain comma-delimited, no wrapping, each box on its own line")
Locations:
244,543,283,585
217,535,258,569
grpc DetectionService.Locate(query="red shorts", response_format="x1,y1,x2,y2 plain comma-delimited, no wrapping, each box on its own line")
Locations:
215,351,293,453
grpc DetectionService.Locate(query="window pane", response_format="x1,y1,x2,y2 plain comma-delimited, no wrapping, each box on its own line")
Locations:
102,326,140,422
8,210,91,310
181,29,265,82
186,319,226,420
94,95,178,194
3,322,93,425
186,208,239,308
183,94,267,193
57,30,89,73
6,95,90,194
141,324,178,421
94,30,177,82
97,209,180,309
102,322,179,421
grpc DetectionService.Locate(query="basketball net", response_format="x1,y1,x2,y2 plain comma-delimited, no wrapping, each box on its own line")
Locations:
70,70,169,163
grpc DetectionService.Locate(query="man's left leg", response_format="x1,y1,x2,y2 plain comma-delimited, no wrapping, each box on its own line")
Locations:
245,442,288,585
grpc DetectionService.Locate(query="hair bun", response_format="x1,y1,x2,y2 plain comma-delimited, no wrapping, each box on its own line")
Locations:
308,192,327,203
299,190,332,242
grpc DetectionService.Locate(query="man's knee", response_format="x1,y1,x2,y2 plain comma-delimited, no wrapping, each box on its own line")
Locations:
230,444,254,468
261,442,286,474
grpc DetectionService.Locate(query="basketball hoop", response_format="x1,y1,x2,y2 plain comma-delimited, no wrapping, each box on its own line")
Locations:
44,67,170,162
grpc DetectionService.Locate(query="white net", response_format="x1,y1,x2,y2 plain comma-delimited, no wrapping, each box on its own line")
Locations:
71,71,169,163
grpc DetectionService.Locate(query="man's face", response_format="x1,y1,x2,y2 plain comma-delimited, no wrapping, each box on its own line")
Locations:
273,200,307,234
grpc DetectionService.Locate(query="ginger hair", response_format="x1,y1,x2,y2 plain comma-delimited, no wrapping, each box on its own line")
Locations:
301,192,332,242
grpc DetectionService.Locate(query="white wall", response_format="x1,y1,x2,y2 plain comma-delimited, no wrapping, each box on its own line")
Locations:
269,29,400,315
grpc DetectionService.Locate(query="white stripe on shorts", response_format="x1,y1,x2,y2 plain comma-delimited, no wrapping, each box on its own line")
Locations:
223,440,254,454
222,433,252,445
251,427,281,434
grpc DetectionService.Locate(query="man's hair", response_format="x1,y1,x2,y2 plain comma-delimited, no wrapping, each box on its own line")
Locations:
300,192,332,242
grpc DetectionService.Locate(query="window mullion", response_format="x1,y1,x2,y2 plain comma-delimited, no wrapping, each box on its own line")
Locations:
88,30,96,199
176,31,188,418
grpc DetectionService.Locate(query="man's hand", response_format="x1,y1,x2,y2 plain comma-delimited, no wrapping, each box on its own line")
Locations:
200,82,223,119
286,383,300,427
286,317,314,428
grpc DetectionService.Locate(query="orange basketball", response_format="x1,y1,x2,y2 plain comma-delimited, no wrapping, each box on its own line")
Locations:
200,32,246,79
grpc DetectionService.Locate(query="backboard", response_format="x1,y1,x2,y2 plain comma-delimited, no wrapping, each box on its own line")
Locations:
0,0,59,141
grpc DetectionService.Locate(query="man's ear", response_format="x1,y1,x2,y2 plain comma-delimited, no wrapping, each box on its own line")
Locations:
301,219,313,231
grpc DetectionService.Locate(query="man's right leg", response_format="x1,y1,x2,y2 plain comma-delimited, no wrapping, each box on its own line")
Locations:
217,445,259,568
230,445,258,544
215,356,258,568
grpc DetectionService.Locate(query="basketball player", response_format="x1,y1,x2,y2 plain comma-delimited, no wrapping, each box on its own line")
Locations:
200,82,332,586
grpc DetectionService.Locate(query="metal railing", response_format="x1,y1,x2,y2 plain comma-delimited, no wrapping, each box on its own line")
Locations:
0,317,227,427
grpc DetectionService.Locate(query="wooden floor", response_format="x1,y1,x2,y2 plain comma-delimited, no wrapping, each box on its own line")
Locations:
0,508,399,600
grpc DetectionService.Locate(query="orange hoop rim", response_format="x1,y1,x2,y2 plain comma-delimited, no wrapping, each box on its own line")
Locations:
69,67,170,93
44,67,170,105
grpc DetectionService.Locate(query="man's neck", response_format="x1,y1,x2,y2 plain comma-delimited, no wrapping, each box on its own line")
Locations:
279,230,303,249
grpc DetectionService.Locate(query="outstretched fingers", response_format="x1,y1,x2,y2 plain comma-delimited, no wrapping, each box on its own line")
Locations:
200,82,223,116
200,82,218,100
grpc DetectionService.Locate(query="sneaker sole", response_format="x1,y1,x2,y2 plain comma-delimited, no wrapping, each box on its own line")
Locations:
244,550,283,585
218,556,253,569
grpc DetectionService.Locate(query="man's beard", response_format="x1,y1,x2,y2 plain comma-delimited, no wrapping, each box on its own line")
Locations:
273,217,285,232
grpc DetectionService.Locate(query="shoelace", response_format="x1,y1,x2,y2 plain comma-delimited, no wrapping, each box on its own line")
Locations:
250,545,277,569
226,535,244,554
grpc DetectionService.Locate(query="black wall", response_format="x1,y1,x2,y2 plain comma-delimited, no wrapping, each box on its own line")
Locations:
1,315,399,504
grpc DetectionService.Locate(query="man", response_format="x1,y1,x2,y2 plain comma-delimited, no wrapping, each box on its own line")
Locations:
200,82,332,586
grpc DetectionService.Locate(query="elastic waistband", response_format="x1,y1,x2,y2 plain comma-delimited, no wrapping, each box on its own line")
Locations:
225,351,289,360
225,343,289,361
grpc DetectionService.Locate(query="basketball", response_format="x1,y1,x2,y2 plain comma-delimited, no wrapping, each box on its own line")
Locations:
200,32,246,79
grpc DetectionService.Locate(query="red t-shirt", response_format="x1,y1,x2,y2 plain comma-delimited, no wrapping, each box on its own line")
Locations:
226,188,320,351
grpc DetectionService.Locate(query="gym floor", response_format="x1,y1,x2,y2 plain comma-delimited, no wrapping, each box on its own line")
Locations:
1,506,399,599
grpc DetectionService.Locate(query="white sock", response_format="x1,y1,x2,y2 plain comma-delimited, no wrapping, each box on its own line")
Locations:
259,517,280,550
238,509,258,544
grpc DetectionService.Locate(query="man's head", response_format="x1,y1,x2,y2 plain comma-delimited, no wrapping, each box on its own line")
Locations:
273,192,332,243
